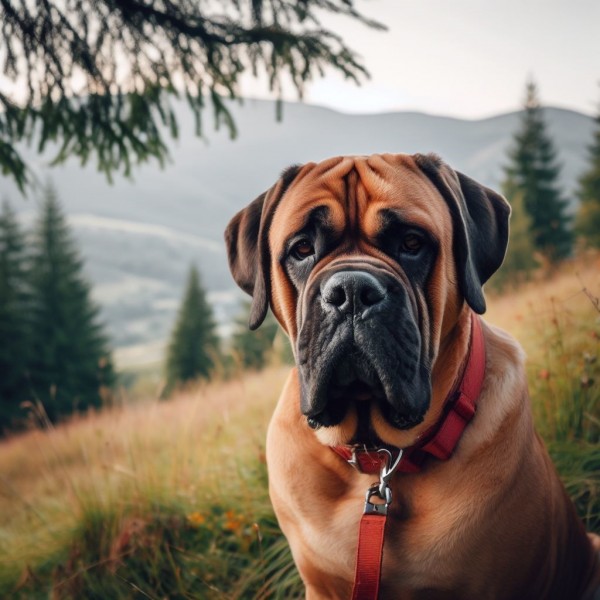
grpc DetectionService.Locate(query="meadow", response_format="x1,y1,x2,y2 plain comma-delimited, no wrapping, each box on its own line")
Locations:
0,254,599,599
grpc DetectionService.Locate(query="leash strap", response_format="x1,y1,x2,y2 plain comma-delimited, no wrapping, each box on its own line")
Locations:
351,513,387,600
350,453,401,600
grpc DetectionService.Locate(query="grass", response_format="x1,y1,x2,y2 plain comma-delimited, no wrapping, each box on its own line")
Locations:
0,254,599,598
0,369,302,598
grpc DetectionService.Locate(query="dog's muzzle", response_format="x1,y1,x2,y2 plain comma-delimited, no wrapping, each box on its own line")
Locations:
298,266,430,435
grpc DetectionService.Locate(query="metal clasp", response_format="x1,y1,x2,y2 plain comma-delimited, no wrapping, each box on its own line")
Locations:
363,448,404,516
364,483,392,515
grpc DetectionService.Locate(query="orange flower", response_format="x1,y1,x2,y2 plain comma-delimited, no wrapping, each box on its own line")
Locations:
538,369,550,380
187,512,206,526
224,510,243,532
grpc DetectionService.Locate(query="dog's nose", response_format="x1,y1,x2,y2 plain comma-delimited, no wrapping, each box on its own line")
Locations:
321,271,386,316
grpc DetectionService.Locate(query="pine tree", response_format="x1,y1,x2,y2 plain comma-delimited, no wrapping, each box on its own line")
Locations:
231,301,279,371
164,265,219,395
0,201,30,431
0,1,381,192
503,81,573,262
28,185,114,421
575,96,600,248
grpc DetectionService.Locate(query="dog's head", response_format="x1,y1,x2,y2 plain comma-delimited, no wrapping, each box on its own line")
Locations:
225,154,510,448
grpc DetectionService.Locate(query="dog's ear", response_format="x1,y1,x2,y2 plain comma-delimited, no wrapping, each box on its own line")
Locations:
414,153,511,314
224,165,302,329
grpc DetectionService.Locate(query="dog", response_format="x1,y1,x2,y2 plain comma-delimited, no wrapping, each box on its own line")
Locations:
225,153,600,599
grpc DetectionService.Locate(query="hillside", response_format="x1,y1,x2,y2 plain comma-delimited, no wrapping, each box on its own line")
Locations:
0,100,593,363
0,255,598,598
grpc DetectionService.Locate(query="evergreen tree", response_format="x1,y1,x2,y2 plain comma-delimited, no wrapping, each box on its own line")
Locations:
503,81,573,262
28,185,114,421
0,1,381,192
0,201,30,430
164,265,219,395
231,301,279,371
575,96,600,248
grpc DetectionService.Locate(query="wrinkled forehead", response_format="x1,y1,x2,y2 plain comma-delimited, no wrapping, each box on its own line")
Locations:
269,154,453,250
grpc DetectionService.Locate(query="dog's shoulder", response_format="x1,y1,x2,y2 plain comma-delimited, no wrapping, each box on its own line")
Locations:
459,320,530,455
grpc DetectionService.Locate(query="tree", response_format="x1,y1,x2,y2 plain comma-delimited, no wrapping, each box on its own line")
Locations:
231,300,279,370
164,264,219,395
575,94,600,248
0,1,382,192
0,201,30,430
503,81,573,262
28,185,114,421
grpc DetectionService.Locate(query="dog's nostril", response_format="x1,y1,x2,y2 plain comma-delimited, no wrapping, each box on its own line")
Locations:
326,286,346,307
361,286,385,307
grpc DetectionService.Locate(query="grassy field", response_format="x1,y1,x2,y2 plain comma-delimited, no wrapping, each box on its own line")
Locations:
1,255,599,599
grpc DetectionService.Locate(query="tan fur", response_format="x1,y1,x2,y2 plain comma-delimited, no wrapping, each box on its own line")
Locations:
236,154,600,598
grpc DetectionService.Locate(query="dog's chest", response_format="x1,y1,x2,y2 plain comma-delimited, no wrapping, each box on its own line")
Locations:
291,474,469,588
296,477,453,588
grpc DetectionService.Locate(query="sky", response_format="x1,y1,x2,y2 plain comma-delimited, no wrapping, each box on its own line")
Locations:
244,0,600,119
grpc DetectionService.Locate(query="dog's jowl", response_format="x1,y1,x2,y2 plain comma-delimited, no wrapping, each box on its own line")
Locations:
225,153,600,599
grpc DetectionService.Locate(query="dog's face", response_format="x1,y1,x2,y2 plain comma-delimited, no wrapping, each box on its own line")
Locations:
225,154,510,448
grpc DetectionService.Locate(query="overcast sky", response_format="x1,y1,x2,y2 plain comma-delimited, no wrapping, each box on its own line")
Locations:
244,0,600,119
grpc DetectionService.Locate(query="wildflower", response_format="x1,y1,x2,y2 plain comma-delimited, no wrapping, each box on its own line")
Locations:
224,510,243,533
538,369,550,380
187,512,206,526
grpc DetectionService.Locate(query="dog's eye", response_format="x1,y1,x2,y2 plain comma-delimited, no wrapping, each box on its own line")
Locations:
291,239,315,260
400,232,424,254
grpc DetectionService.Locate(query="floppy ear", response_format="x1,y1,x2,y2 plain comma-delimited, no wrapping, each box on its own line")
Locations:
224,165,301,329
414,153,511,314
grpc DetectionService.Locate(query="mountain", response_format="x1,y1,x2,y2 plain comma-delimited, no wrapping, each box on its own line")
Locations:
1,99,593,366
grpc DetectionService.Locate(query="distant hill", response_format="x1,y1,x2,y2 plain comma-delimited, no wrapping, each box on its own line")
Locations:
1,99,593,365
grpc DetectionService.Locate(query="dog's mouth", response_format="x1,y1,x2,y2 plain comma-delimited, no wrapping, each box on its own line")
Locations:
329,353,386,402
307,352,422,437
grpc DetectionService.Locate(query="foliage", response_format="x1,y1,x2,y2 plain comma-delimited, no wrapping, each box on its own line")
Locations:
5,469,302,600
164,264,219,395
0,369,300,598
231,301,280,370
27,185,114,422
0,201,30,431
502,80,573,262
575,96,600,248
0,0,382,192
527,296,599,445
549,442,600,532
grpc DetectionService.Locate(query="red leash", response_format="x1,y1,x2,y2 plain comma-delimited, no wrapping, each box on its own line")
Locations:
351,510,388,599
345,313,486,599
350,459,400,600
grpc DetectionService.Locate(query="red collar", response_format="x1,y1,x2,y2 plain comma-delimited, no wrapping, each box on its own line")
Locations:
331,312,486,475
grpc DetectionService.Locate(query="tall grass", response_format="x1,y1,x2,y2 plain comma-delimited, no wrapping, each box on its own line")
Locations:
487,254,600,530
0,369,303,598
527,297,599,444
1,255,599,598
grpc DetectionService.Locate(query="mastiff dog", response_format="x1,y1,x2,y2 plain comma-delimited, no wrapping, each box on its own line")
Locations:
225,153,600,599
